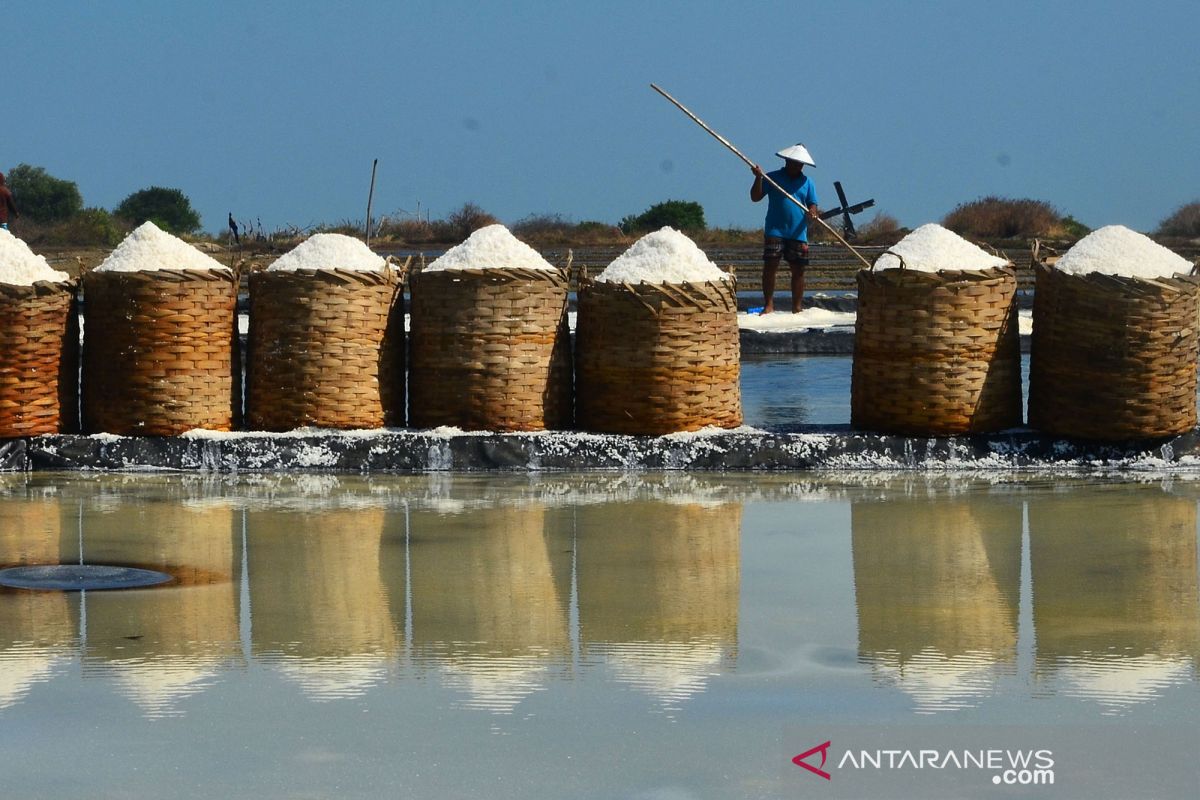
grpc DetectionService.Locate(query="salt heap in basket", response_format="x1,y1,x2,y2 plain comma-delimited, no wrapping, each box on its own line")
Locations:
852,223,1021,435
0,230,77,435
576,227,741,435
1029,225,1198,439
83,221,238,435
409,224,571,431
247,232,403,431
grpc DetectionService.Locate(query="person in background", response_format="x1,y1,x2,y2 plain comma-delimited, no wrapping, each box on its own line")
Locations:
228,212,240,245
0,172,18,231
750,143,818,313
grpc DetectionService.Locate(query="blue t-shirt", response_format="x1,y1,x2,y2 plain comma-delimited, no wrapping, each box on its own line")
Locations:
763,169,818,242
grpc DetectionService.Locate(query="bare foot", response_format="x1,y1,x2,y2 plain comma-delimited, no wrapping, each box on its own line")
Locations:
759,305,773,315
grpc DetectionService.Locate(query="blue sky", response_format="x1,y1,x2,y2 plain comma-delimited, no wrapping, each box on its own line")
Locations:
8,0,1198,236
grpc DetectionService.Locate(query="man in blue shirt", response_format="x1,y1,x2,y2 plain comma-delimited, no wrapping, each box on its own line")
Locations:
750,143,818,313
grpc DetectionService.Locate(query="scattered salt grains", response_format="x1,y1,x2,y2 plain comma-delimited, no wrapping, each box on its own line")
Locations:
0,229,69,284
1054,225,1191,279
267,233,388,272
96,221,226,272
873,223,1009,272
596,227,731,284
424,224,556,272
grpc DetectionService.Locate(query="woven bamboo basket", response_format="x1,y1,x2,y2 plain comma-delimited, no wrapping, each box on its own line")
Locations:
0,280,79,436
246,267,404,430
81,269,238,435
408,267,571,431
852,257,1021,435
575,278,741,435
1028,260,1200,439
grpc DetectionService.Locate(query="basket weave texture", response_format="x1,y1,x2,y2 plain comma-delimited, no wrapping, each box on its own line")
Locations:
0,280,79,436
575,278,742,435
246,268,404,430
408,267,572,431
82,269,238,435
1028,262,1200,439
852,265,1021,435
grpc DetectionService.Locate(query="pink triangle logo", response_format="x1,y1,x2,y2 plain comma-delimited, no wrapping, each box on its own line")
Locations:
793,741,832,780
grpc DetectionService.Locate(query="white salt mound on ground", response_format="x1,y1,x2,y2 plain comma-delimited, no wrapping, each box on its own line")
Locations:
596,227,730,284
268,233,387,272
1054,225,1191,279
425,224,556,272
874,223,1009,272
0,229,69,284
96,221,226,272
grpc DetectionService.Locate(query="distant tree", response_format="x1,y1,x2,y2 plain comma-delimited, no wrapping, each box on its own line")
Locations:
114,186,202,233
4,164,83,223
619,200,706,234
445,202,499,239
1156,201,1200,238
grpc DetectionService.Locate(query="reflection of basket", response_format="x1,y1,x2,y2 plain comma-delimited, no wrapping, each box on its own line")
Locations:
408,504,570,658
852,262,1021,435
0,281,78,435
409,268,571,431
576,500,740,646
576,279,741,434
82,269,238,435
853,497,1021,662
246,268,404,430
248,508,397,660
1029,262,1200,439
1029,486,1199,659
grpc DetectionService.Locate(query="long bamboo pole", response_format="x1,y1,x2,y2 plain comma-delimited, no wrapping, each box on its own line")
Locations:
650,83,873,270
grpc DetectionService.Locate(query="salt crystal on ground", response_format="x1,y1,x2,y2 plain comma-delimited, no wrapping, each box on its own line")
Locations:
95,221,227,272
873,223,1009,272
0,229,69,284
1054,225,1192,279
596,227,731,284
737,307,856,332
425,224,556,271
268,232,387,272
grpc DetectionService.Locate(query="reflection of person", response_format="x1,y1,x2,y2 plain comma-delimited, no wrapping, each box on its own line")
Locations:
0,172,19,230
227,212,240,245
750,144,818,314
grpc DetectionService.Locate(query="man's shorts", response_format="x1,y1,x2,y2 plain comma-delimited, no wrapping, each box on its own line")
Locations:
764,237,809,268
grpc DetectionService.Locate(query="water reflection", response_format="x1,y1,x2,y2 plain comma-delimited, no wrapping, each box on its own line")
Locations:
0,479,75,709
248,495,401,701
852,479,1022,713
409,501,572,712
64,479,241,718
1029,483,1200,713
1,471,1198,734
576,496,741,710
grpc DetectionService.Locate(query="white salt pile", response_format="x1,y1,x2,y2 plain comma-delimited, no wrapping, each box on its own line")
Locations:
1054,225,1191,279
425,224,556,272
96,221,226,272
874,223,1009,272
268,232,387,272
596,227,730,284
0,229,69,284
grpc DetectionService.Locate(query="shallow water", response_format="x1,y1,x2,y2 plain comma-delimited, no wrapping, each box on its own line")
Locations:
0,473,1197,798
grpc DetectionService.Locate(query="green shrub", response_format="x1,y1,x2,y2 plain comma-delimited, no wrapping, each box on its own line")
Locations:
4,164,83,223
1156,202,1200,238
115,186,202,233
446,202,499,239
855,213,904,245
942,196,1063,239
619,200,706,234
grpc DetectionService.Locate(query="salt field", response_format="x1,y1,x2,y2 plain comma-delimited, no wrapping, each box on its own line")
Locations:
0,472,1196,799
